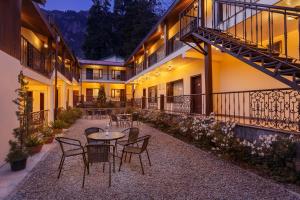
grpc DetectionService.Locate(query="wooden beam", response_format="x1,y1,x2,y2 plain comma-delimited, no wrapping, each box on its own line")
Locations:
204,43,213,115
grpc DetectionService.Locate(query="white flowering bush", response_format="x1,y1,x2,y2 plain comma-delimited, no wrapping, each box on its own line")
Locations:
138,109,299,182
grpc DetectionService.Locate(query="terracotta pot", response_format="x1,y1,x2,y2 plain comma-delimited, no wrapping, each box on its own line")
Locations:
44,136,54,144
10,158,27,171
28,144,43,155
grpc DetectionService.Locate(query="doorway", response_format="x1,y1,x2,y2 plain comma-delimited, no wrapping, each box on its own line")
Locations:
40,93,45,111
191,75,202,114
142,88,146,109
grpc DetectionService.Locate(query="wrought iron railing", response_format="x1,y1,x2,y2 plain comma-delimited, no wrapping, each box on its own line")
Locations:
20,110,49,130
132,88,300,133
81,72,126,81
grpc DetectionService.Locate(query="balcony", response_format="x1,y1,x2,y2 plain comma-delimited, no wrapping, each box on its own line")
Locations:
81,72,127,82
21,37,52,77
132,32,184,77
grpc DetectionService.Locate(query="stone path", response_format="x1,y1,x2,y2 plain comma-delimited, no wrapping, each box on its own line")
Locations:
7,119,300,200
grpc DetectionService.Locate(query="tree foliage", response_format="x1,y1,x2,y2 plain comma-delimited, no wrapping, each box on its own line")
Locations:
83,0,160,59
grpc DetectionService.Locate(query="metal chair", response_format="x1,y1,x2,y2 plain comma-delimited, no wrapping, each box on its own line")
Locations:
109,114,120,127
131,112,140,126
83,144,115,187
115,127,139,156
84,127,105,144
119,135,151,175
55,137,88,180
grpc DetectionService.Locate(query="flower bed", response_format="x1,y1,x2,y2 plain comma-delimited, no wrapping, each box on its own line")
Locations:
137,109,300,184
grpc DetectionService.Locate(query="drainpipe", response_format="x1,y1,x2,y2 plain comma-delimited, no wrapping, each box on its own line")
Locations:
54,35,60,120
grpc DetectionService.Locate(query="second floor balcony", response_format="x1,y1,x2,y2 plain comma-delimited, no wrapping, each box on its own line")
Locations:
81,71,127,82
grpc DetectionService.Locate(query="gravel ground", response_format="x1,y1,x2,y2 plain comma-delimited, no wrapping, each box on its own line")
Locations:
7,118,300,200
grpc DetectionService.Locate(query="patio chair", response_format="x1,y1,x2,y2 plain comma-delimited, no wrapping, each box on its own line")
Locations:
109,114,120,127
118,135,151,175
83,144,115,187
84,127,105,144
115,127,139,156
131,112,140,126
55,137,88,180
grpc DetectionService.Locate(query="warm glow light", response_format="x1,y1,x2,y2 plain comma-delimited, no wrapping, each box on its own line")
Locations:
287,16,296,21
43,43,48,48
167,66,173,71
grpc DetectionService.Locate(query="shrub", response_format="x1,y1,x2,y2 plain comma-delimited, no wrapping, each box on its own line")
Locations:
40,126,54,138
25,134,43,147
50,119,68,129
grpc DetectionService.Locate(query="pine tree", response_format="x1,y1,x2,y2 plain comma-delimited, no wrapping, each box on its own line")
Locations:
82,0,114,59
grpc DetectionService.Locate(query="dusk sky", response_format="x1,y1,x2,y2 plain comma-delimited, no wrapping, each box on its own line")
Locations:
43,0,93,11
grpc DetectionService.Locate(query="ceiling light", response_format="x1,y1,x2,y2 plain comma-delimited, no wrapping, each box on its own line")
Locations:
43,43,48,48
167,66,173,71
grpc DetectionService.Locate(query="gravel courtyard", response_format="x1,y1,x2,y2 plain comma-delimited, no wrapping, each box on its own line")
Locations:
7,118,300,200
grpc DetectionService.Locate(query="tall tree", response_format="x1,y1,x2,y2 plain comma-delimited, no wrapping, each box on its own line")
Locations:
82,0,113,59
115,0,160,58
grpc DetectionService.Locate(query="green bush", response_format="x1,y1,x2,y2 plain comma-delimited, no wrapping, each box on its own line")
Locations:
56,108,83,127
40,126,54,138
50,119,69,129
25,134,43,147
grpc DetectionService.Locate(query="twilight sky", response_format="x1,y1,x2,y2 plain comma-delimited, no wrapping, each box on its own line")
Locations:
43,0,93,11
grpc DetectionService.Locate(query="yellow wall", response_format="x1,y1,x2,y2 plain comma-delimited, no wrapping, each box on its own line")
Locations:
81,82,126,99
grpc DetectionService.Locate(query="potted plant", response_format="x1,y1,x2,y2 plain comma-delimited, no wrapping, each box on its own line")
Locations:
6,71,31,171
41,126,54,144
25,134,44,155
6,140,28,171
50,119,68,134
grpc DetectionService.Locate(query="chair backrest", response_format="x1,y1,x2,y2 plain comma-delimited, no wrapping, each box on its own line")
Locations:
132,112,139,121
84,127,104,143
110,114,118,122
55,137,83,154
140,135,151,153
128,127,139,143
86,144,110,163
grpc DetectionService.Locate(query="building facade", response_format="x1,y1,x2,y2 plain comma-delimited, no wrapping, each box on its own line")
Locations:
0,0,80,165
1,0,300,165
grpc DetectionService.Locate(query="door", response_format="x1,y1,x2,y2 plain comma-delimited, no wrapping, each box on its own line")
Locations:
40,93,45,121
191,75,202,114
86,88,93,102
73,90,79,106
142,88,146,109
40,93,45,111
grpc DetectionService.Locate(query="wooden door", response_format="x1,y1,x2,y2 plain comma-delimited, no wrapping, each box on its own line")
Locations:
40,93,45,111
142,88,146,109
191,75,202,114
86,89,93,102
73,90,79,106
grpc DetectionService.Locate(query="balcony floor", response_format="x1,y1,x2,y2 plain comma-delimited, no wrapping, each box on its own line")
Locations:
7,119,300,200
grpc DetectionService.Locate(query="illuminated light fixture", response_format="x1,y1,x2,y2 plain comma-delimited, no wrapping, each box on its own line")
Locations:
56,36,61,43
154,72,160,77
287,16,297,21
43,43,48,48
160,34,165,40
167,66,173,71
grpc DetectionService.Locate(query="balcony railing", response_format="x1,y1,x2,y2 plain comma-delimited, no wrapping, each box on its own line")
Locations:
20,110,49,131
82,72,127,81
21,37,50,77
132,88,300,133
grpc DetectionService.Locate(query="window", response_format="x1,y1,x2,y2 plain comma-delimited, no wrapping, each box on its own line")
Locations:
148,86,157,103
111,89,125,101
166,79,184,103
112,70,123,80
93,69,103,79
86,68,93,80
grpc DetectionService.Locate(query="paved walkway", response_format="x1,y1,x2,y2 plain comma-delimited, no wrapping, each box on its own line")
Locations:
7,119,300,200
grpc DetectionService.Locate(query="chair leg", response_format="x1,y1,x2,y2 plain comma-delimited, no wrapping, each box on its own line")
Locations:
57,156,65,179
109,162,111,187
58,155,64,170
129,153,132,163
119,151,124,171
113,150,115,173
124,152,128,162
82,161,86,188
82,154,89,174
146,149,152,166
138,154,144,175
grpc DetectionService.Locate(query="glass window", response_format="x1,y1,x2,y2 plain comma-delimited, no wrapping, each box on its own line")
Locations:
86,68,93,80
148,86,157,103
166,79,183,103
93,69,103,79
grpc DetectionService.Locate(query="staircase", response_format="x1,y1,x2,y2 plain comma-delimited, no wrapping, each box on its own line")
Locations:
180,0,300,90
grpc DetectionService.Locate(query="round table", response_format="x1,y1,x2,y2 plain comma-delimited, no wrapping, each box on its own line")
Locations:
87,131,125,142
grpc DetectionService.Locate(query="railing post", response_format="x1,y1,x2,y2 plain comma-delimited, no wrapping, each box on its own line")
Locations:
160,95,165,111
298,98,300,132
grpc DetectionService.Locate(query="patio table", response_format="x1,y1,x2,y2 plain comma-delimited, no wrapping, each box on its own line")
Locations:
87,131,125,172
